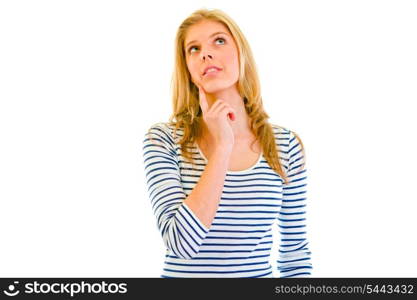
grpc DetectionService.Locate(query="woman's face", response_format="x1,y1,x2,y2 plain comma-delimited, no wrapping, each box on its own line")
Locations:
184,20,240,93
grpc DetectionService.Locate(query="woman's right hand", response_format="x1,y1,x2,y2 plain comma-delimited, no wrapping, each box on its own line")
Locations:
198,84,236,150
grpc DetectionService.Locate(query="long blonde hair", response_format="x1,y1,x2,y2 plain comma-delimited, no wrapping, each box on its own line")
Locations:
152,8,306,184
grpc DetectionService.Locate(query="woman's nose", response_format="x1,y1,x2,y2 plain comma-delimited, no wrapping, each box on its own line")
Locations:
201,53,213,61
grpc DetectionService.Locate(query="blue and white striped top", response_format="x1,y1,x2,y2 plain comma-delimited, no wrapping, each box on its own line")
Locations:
141,122,313,278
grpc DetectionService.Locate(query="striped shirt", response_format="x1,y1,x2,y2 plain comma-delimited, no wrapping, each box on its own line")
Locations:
141,122,313,278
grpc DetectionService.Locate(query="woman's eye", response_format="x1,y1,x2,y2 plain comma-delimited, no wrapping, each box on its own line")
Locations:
215,37,225,45
189,37,225,54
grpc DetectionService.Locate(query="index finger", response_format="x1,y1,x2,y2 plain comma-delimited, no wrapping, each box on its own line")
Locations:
198,85,209,114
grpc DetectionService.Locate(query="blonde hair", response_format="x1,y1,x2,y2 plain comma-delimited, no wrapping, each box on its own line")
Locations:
151,8,306,184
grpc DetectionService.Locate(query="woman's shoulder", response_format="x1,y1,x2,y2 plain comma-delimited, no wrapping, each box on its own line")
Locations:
269,123,304,147
270,123,292,136
145,121,185,144
147,121,300,146
146,121,174,133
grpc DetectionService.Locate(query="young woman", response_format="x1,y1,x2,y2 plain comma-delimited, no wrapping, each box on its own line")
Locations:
142,8,313,278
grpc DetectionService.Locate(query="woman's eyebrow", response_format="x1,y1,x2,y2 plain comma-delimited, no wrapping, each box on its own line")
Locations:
185,31,228,48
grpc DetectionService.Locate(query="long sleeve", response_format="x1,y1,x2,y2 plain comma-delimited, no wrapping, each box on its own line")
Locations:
142,123,210,259
276,130,313,277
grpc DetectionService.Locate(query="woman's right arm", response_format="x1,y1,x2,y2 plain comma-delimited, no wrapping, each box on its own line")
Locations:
142,124,210,259
142,85,236,259
142,124,232,259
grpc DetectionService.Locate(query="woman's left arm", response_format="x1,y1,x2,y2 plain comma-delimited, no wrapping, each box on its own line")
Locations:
276,130,313,277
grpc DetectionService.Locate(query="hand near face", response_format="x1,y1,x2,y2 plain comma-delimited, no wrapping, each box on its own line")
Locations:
197,84,236,150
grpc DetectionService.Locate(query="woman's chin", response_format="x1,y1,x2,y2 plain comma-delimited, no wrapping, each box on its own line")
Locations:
202,83,229,94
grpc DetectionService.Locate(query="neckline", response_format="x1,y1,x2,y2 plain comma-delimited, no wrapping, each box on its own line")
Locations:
195,142,263,174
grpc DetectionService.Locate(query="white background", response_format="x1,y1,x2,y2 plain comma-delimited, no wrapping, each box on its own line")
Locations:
0,0,416,277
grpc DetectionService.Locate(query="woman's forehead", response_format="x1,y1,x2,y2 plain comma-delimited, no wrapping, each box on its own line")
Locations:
184,21,229,46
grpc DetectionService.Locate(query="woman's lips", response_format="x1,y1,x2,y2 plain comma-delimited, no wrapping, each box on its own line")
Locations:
203,69,221,77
